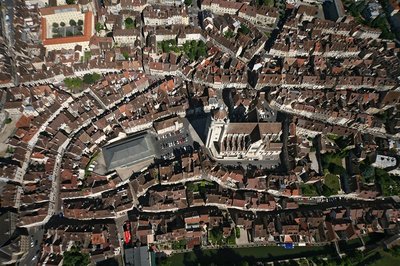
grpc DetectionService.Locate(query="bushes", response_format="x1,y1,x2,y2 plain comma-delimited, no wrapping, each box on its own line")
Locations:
301,184,319,196
259,0,274,7
235,227,240,238
6,146,15,154
95,22,104,32
122,51,130,60
224,30,235,39
182,40,207,61
238,24,250,35
226,230,236,245
171,240,187,250
324,174,340,192
376,168,400,196
209,227,223,245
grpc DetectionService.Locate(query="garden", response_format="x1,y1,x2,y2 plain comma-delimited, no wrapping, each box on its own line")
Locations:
158,40,207,61
51,19,84,38
158,245,336,266
64,73,102,92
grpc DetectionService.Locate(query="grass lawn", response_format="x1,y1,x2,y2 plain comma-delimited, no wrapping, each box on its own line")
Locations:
356,248,400,266
362,233,385,246
321,152,345,175
85,151,100,177
322,152,343,170
300,184,319,196
159,245,336,266
324,174,340,193
376,168,400,196
370,250,400,266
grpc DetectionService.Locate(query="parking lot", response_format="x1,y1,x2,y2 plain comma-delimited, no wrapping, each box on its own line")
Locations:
155,124,194,160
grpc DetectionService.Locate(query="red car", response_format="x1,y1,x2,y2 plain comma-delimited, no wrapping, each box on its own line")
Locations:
123,221,131,244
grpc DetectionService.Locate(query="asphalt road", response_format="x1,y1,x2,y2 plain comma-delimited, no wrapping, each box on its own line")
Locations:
19,227,44,265
154,119,194,160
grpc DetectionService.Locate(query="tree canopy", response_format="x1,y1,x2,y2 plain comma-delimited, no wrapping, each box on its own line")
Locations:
83,73,101,84
238,24,250,35
95,22,104,32
183,40,207,61
64,77,83,90
62,246,90,266
125,17,135,29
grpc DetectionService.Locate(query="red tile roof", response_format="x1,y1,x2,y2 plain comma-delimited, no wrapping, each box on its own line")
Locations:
39,4,80,16
41,11,93,46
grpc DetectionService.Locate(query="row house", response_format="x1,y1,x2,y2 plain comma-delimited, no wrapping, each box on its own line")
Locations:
238,5,279,27
113,29,141,46
143,5,189,26
201,0,244,15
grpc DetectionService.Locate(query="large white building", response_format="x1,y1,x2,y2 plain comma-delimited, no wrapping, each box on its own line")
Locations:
201,0,244,15
143,6,189,26
206,121,283,160
40,4,95,51
238,4,279,27
153,117,184,135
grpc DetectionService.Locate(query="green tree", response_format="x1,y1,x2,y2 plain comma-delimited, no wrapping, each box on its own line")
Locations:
182,40,207,61
260,0,274,7
66,31,73,37
62,246,90,266
209,227,223,245
77,19,83,26
64,77,83,90
83,73,101,84
95,22,104,32
235,227,240,238
124,17,135,29
53,22,59,28
69,19,76,26
238,24,250,35
224,30,235,39
60,22,66,27
122,51,129,60
171,239,187,250
6,146,15,153
184,0,192,6
66,0,75,4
